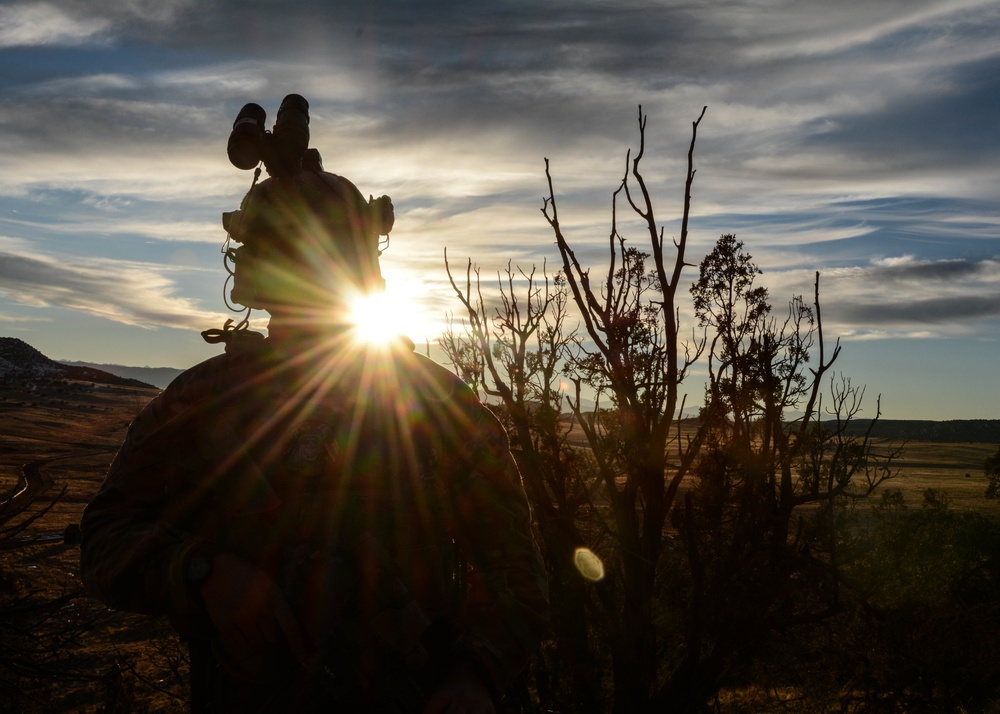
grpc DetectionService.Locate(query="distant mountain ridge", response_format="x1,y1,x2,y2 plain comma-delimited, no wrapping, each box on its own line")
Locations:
58,361,183,389
0,337,156,389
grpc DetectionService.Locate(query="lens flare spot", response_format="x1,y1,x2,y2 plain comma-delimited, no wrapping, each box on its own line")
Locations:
573,547,605,582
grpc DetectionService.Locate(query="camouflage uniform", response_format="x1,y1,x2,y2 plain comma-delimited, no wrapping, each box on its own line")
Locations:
80,323,548,711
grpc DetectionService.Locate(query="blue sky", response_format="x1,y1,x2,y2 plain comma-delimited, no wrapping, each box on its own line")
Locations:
0,0,997,420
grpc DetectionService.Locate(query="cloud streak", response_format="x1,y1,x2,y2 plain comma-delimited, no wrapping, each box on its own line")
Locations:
0,3,111,48
0,248,223,329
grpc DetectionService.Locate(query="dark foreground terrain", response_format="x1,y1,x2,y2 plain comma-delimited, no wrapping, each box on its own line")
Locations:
2,378,999,712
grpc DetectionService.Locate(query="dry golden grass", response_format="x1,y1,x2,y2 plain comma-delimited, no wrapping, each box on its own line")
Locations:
868,437,1000,512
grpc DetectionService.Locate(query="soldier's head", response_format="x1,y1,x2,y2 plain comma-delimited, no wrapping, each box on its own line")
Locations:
222,94,393,322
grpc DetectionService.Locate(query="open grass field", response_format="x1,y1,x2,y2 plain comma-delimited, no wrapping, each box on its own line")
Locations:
872,438,1000,512
1,382,997,711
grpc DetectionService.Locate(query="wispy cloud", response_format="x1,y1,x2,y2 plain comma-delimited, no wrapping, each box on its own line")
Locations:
759,255,1000,340
0,311,49,324
0,248,223,329
0,3,111,48
840,292,1000,325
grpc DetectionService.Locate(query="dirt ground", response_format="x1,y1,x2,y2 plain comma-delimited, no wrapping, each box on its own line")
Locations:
1,380,997,712
0,380,187,713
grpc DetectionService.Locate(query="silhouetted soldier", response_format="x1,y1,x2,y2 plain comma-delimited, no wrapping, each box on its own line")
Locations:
80,94,548,713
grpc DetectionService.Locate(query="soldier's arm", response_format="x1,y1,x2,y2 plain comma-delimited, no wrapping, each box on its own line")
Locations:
79,387,212,620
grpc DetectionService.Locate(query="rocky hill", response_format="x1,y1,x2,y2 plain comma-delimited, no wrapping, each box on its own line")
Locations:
0,337,156,389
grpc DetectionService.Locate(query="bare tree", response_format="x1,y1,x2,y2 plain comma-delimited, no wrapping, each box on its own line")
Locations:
444,109,900,712
442,259,606,711
539,106,708,712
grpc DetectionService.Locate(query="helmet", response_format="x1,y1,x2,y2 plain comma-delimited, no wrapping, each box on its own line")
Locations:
225,171,392,312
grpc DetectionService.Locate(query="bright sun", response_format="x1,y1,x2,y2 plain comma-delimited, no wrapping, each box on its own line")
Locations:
349,290,412,345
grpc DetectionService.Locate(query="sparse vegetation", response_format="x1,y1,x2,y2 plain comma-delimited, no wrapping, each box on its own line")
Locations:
984,445,1000,500
4,381,997,711
442,108,1000,712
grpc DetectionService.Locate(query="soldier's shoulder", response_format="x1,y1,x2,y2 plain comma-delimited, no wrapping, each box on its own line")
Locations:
162,341,267,403
126,343,270,441
164,352,230,395
400,351,477,403
396,352,506,430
